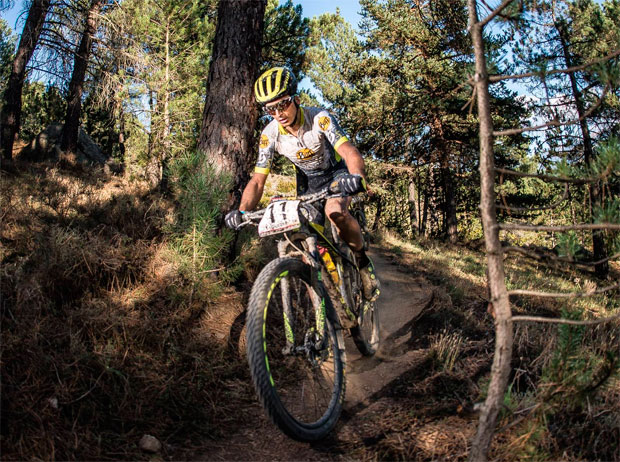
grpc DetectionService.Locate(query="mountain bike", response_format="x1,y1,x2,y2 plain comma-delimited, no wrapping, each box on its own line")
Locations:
241,184,380,441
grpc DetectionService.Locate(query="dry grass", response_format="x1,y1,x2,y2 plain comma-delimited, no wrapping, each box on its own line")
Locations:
0,162,251,461
374,229,619,462
1,163,617,461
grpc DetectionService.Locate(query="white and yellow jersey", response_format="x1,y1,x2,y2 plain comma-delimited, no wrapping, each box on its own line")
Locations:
255,106,349,178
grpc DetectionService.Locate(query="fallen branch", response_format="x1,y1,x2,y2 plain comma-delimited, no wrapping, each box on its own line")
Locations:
500,223,620,232
512,312,620,325
503,246,620,268
509,281,620,298
495,167,599,185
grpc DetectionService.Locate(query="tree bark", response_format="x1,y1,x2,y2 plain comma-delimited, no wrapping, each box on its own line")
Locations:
197,0,267,210
372,197,383,232
441,156,458,243
60,0,102,154
0,0,50,160
408,180,419,235
432,114,458,243
556,21,608,278
467,1,513,460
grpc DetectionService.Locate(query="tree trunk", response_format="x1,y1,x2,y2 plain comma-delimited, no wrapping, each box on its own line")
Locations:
467,1,513,460
371,197,383,232
197,0,267,211
0,0,50,160
422,177,429,236
557,21,608,278
433,114,458,243
60,0,102,154
408,179,419,235
156,16,172,192
441,159,458,243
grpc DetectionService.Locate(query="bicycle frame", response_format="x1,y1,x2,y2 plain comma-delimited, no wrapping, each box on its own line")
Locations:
241,187,365,344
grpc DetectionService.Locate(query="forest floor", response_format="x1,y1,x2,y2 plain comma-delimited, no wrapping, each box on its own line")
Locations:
2,163,617,462
198,246,488,462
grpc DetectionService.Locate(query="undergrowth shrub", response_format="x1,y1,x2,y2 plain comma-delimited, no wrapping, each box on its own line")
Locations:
497,306,620,461
167,151,239,289
0,164,248,460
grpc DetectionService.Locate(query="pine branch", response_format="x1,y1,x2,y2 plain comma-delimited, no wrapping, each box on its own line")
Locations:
477,0,516,28
489,48,620,84
497,184,569,213
495,168,601,184
494,84,610,137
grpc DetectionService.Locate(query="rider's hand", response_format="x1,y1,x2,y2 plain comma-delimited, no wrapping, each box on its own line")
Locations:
338,174,367,195
225,210,244,230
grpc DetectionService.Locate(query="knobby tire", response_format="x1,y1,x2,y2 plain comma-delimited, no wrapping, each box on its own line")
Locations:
348,267,380,356
246,258,346,442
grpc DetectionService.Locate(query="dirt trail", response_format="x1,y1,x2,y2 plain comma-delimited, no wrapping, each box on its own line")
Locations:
203,247,438,461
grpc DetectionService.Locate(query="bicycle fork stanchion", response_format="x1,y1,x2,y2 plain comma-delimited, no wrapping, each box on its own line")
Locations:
277,240,296,355
305,236,329,353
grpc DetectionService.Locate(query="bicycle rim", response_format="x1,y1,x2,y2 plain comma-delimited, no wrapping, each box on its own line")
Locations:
246,258,345,441
349,266,380,356
351,299,380,356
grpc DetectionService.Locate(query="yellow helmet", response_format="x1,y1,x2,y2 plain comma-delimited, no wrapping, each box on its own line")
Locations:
254,67,298,104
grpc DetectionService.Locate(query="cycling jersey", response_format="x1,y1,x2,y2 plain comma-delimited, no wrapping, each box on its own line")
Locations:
254,107,349,190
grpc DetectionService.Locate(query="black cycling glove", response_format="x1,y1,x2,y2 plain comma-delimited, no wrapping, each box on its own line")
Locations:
225,210,244,230
338,174,367,195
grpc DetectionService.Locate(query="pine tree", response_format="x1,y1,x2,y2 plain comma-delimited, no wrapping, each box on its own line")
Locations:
197,0,267,210
60,0,103,155
1,0,51,160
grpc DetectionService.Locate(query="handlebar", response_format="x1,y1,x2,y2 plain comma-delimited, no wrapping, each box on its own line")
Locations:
239,183,350,227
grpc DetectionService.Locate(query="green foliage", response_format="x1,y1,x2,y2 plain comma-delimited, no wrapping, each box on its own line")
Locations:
555,231,582,258
305,0,528,242
261,0,310,75
167,151,236,287
0,17,15,100
541,308,619,410
103,0,218,173
19,81,66,140
82,92,119,158
591,136,620,180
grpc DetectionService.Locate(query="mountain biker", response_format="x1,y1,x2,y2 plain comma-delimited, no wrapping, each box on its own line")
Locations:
224,66,380,302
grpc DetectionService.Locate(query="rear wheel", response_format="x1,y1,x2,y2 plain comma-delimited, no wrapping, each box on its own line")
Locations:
246,258,346,442
350,300,380,356
348,266,380,356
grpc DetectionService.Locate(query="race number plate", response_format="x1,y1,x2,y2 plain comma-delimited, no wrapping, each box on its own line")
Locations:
258,200,301,237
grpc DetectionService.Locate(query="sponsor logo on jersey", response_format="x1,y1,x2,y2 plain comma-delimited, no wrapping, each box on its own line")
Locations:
296,148,317,161
318,116,331,131
259,134,269,149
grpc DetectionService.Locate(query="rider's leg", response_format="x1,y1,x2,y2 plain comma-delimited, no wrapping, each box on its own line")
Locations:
325,197,364,252
325,197,380,301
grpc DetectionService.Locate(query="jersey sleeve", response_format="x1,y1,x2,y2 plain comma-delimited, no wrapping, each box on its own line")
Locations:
314,110,349,152
255,129,276,175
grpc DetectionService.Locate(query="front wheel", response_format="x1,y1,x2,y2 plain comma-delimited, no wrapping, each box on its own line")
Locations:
246,258,346,442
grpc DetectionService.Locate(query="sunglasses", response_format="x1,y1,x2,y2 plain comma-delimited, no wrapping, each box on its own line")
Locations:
264,96,294,115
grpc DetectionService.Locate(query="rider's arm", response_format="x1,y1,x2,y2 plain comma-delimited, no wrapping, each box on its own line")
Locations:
337,141,366,179
239,172,268,212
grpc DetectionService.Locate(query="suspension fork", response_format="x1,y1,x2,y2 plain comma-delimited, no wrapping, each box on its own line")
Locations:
277,240,296,352
304,236,327,344
276,237,328,353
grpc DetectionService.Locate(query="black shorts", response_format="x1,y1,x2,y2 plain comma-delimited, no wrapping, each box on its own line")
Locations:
295,164,348,196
